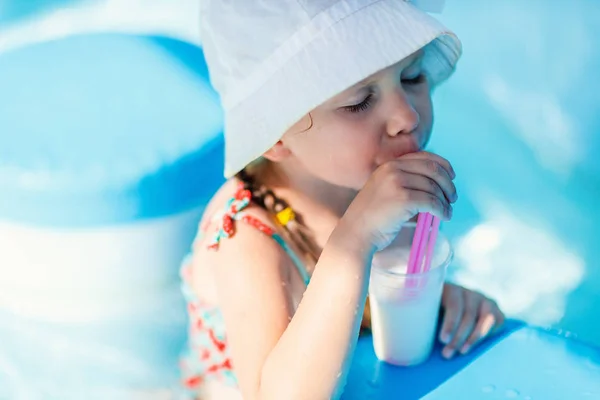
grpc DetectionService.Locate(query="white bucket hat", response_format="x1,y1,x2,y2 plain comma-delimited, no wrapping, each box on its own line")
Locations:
199,0,462,177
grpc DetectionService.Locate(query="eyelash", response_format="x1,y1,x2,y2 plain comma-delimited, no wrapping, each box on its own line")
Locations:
343,73,425,114
344,94,374,113
403,73,426,86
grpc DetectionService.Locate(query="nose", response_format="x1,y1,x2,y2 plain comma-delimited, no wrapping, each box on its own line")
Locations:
385,90,420,137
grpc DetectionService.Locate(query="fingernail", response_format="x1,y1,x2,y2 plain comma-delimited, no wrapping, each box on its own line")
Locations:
440,333,451,344
460,344,470,354
442,347,455,359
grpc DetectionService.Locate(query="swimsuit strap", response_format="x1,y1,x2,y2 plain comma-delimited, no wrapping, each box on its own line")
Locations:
206,183,310,285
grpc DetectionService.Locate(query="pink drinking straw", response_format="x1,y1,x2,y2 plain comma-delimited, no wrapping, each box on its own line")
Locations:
413,213,433,273
407,213,429,274
422,216,441,273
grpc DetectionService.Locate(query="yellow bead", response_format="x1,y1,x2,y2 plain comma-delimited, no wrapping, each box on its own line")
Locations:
276,207,295,226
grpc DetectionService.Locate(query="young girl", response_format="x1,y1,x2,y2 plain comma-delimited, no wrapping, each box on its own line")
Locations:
181,1,505,398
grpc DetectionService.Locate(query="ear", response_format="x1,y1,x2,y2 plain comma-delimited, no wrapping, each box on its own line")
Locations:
263,140,292,162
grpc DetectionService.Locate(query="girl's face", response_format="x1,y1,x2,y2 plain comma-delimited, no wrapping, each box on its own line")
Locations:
274,51,433,190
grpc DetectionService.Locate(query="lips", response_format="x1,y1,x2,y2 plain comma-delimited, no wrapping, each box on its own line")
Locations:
374,140,422,166
374,131,425,166
391,140,422,159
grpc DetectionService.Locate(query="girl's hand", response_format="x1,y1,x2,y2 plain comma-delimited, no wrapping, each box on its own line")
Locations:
340,152,457,252
438,283,505,359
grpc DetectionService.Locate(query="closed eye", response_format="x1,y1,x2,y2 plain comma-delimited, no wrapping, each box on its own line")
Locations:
402,73,426,86
343,93,374,113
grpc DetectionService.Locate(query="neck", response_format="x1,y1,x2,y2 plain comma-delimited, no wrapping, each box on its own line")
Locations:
252,161,356,250
261,161,356,218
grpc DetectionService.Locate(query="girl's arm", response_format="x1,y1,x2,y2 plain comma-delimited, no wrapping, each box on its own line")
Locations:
196,211,372,400
196,153,460,398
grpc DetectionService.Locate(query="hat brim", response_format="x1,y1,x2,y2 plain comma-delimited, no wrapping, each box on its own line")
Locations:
223,0,462,177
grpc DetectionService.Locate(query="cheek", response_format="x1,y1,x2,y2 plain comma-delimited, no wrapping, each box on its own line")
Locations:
294,121,380,187
408,89,434,147
414,87,434,127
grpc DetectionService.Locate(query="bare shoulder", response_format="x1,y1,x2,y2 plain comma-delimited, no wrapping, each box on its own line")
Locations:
190,178,294,302
196,179,240,231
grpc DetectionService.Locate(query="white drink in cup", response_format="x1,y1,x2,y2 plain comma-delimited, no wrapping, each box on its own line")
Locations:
369,223,453,366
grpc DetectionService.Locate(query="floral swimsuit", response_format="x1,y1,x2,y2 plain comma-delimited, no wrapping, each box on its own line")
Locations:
179,184,310,395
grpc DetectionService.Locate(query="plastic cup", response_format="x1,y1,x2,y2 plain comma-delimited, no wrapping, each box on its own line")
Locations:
369,223,453,366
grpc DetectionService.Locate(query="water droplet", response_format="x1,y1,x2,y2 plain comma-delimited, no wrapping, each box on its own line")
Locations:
481,385,496,393
505,389,520,398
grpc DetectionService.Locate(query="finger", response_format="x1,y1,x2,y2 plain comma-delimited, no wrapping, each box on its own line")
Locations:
394,159,457,204
399,151,456,180
443,293,478,359
459,300,497,355
438,286,463,346
490,304,506,335
397,172,446,203
405,190,452,220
